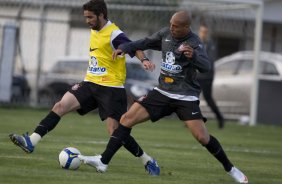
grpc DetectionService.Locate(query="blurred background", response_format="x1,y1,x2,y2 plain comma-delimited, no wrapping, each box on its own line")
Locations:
0,0,281,125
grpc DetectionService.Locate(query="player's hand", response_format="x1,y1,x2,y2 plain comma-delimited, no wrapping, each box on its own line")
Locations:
142,60,155,72
112,49,125,60
178,44,194,59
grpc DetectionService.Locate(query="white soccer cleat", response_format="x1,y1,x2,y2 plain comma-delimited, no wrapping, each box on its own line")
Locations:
228,167,248,183
78,155,108,173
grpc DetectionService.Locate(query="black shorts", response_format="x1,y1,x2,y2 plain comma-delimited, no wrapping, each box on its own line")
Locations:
137,89,206,122
69,81,127,121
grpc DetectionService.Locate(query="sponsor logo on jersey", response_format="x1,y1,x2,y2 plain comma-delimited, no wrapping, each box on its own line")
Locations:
161,52,182,73
88,56,107,75
164,76,174,83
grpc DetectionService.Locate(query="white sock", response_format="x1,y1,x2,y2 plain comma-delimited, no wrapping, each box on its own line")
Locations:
29,133,42,146
140,152,152,165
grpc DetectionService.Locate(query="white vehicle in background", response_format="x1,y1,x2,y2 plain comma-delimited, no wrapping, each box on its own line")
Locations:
201,51,282,120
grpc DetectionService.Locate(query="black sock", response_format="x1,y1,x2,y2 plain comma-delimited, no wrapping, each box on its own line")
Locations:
34,111,61,137
101,124,131,164
205,135,233,172
123,135,144,157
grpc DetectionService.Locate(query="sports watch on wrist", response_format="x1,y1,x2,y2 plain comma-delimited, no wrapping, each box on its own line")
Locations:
141,57,149,63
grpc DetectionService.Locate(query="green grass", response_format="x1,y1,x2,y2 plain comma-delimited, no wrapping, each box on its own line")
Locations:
0,107,282,184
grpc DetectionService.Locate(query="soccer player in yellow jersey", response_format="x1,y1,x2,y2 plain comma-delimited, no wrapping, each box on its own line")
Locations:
9,0,160,175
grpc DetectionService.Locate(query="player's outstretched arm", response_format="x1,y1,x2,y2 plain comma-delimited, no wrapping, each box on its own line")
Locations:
113,49,155,72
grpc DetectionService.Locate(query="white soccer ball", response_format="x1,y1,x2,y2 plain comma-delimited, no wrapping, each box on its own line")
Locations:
59,147,81,170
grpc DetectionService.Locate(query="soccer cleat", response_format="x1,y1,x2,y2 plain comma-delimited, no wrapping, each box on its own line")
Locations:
228,167,248,183
9,133,34,153
78,155,108,173
145,159,160,176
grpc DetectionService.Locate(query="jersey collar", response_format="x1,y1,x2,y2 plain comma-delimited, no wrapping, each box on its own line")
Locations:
96,20,112,32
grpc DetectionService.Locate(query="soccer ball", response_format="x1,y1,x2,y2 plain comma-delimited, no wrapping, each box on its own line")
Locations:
58,147,81,170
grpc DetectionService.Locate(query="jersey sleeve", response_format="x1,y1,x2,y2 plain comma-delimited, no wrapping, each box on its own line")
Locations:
119,27,167,54
111,30,134,57
112,32,131,49
191,38,211,73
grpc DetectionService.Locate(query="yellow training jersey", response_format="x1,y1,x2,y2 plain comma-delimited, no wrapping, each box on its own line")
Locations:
84,23,126,87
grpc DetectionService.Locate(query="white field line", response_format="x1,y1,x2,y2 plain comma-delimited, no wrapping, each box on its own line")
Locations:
1,134,281,156
1,144,279,161
0,155,44,160
46,139,282,155
153,144,282,155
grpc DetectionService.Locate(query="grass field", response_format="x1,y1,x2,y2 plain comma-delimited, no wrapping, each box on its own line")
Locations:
1,107,282,184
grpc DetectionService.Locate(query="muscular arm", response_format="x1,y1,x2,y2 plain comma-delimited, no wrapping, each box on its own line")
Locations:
134,50,146,61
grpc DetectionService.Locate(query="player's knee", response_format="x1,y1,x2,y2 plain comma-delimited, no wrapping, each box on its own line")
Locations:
120,114,127,124
195,133,210,145
107,123,118,135
107,126,115,135
52,101,67,116
120,113,133,127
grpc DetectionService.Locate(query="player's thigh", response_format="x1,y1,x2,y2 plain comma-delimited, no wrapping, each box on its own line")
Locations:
52,92,80,116
184,120,210,145
137,89,173,122
97,87,127,122
71,82,98,116
120,102,150,128
175,100,206,122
